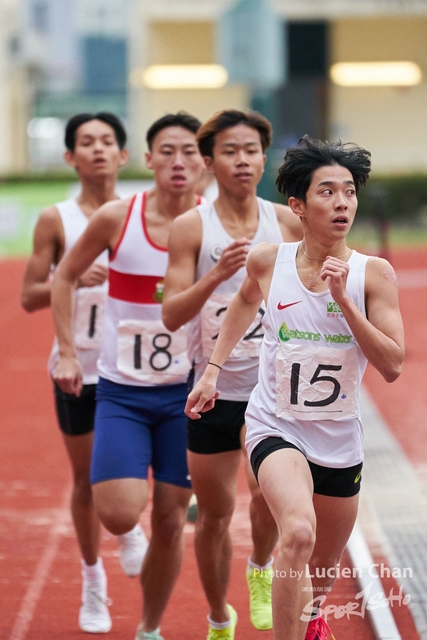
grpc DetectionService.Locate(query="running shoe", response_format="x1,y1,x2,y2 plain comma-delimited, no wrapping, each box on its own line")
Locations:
79,574,112,634
117,523,148,577
207,605,238,640
134,626,164,640
246,565,273,629
305,616,336,639
187,492,198,522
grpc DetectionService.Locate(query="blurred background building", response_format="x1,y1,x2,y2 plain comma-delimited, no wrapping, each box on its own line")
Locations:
1,0,427,182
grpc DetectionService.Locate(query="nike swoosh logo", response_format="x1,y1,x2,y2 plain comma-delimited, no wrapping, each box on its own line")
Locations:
277,301,302,311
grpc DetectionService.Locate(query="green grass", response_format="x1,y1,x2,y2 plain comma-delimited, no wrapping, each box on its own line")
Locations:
0,182,71,258
1,181,427,259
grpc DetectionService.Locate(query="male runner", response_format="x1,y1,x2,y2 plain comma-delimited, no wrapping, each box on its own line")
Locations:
162,109,302,638
51,112,204,640
21,112,147,634
185,135,404,640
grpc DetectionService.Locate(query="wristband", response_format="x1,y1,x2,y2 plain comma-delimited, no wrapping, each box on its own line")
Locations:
207,361,222,370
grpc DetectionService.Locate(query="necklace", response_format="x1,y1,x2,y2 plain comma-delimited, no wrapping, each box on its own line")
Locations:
300,243,351,261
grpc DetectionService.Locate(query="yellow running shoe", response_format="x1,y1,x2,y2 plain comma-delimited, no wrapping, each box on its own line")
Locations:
246,565,273,630
207,605,238,640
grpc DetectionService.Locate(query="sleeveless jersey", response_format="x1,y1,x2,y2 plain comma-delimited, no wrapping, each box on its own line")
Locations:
245,242,371,467
48,199,108,384
186,197,283,401
97,192,192,387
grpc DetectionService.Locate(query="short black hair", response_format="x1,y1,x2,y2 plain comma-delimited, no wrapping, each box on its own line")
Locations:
197,109,272,158
276,134,371,202
65,112,127,151
146,112,201,151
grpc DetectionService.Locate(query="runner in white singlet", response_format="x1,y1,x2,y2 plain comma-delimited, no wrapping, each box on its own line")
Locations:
21,113,147,634
50,114,205,640
162,109,302,638
185,135,404,640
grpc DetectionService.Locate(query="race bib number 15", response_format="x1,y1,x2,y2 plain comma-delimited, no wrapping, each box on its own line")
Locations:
276,343,359,421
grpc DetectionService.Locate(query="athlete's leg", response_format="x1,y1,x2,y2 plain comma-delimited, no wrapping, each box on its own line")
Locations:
309,492,359,598
90,380,154,535
139,481,192,632
257,448,316,640
241,426,278,565
188,449,242,623
62,431,100,565
92,477,149,535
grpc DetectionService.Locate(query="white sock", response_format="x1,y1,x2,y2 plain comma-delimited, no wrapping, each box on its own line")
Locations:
207,616,231,630
248,556,274,571
81,557,105,583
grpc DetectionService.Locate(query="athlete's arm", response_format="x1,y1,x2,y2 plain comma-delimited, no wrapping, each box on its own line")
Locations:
273,203,303,242
162,208,251,331
21,206,63,312
185,243,276,418
21,206,110,313
321,255,404,382
51,201,125,395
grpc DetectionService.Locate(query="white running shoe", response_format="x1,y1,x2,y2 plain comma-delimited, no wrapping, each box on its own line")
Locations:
117,524,148,577
79,574,112,634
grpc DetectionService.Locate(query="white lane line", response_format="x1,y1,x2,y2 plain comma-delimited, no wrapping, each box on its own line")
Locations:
8,488,70,640
347,523,402,640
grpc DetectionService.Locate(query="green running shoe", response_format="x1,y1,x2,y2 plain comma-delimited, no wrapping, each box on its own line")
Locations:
246,565,273,630
207,605,238,640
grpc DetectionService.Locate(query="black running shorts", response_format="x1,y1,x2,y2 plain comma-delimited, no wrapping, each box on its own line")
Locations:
53,382,96,436
187,399,247,454
251,436,362,497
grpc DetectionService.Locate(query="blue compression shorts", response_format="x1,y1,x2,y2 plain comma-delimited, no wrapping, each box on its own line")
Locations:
90,377,191,488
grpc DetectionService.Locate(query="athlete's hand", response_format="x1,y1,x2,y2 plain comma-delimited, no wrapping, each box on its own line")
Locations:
320,256,350,305
214,239,252,283
77,263,108,288
53,357,83,397
185,377,220,420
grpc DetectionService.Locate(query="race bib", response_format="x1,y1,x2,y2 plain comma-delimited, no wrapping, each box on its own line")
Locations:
201,293,265,359
276,343,358,421
117,319,190,384
73,289,106,350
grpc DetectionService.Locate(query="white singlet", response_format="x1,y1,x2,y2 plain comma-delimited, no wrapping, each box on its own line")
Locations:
48,199,108,385
97,192,192,387
186,197,283,401
245,242,371,468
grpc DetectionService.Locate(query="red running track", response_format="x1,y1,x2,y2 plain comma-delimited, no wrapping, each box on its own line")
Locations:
0,256,421,639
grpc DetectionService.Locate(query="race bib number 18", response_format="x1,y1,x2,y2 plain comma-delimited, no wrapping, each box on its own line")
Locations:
117,320,190,384
276,343,359,421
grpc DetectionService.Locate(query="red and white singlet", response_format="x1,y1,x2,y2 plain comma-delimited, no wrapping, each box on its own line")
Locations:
97,192,192,387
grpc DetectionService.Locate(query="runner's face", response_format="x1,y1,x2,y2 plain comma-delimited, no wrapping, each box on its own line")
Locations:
66,119,127,178
146,126,204,194
205,124,266,193
293,164,358,242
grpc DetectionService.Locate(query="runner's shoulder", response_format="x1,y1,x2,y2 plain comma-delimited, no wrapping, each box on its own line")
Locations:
247,242,280,277
170,206,202,240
